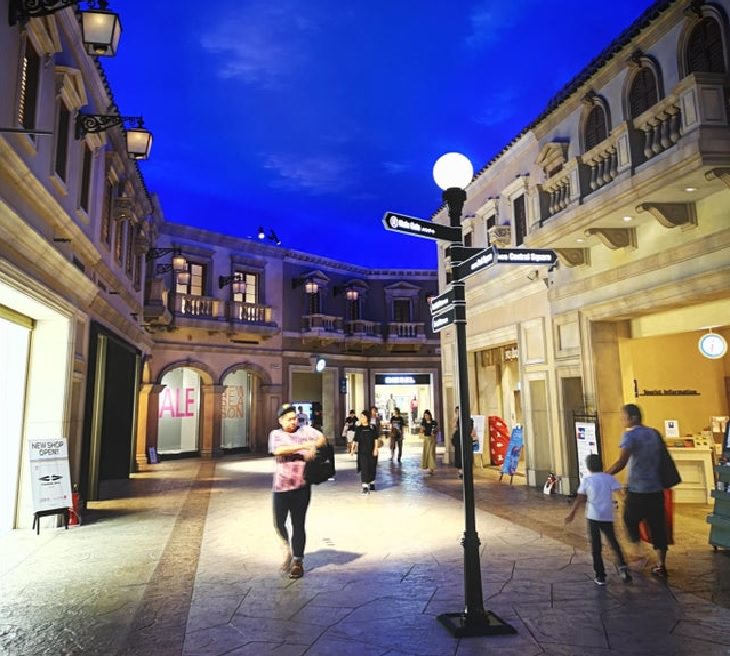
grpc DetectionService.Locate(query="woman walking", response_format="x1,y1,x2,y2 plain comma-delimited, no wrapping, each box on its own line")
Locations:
420,410,438,476
354,410,379,493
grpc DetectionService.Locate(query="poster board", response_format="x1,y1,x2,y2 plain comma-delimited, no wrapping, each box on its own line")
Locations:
471,415,485,455
29,438,72,513
501,425,523,476
574,415,601,482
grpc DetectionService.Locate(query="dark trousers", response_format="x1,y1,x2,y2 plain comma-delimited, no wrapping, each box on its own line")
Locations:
273,486,311,559
390,432,403,460
588,519,627,578
624,491,667,551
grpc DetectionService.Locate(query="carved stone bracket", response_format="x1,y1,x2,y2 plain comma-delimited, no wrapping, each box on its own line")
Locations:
705,167,730,188
554,248,590,268
112,196,133,222
584,227,636,250
635,202,697,229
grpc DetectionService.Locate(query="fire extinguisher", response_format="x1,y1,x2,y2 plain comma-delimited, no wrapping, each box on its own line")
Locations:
69,483,82,526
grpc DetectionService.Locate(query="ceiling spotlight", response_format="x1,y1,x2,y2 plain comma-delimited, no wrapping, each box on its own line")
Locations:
576,238,585,243
623,215,633,222
684,187,697,192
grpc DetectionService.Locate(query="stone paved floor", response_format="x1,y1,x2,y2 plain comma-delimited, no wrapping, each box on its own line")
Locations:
1,441,729,656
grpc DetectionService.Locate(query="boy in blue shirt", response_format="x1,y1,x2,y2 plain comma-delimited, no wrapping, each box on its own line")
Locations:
565,454,632,585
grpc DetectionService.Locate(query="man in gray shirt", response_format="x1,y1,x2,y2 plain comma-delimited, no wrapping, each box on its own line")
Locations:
606,404,668,577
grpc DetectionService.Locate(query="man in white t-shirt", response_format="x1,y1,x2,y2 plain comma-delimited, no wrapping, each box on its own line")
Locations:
565,454,632,586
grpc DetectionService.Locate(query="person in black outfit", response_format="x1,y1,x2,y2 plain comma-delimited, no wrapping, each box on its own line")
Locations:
354,410,379,493
390,407,406,463
451,406,474,480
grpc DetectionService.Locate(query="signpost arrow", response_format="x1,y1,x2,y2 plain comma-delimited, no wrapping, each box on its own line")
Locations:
383,212,462,242
445,245,486,263
456,245,497,281
429,287,454,317
432,306,456,333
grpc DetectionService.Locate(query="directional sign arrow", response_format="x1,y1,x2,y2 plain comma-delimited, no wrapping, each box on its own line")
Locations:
495,248,558,266
455,245,497,281
432,306,456,333
383,212,462,242
429,287,454,317
445,246,486,263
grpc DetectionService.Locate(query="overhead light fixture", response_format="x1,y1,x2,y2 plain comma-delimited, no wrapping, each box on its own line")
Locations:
257,226,265,240
9,1,122,58
76,114,152,159
576,238,585,243
623,215,633,222
313,355,326,373
345,290,359,301
684,186,697,192
304,282,319,294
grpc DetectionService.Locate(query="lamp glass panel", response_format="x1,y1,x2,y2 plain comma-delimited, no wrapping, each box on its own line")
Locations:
232,281,245,295
433,152,473,190
126,128,152,159
345,290,359,301
81,10,122,57
172,255,187,272
304,282,319,294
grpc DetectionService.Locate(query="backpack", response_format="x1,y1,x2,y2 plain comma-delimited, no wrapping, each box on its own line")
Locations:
304,440,336,485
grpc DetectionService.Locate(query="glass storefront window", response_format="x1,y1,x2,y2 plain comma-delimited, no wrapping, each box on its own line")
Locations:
221,369,252,449
158,367,200,454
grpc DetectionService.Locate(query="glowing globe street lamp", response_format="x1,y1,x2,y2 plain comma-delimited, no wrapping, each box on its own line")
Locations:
433,152,516,638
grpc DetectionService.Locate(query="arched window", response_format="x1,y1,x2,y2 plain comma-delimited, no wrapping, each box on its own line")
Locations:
629,67,659,119
687,17,725,73
584,105,607,151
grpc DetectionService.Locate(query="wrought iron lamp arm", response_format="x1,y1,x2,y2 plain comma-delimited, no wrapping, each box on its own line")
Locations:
75,114,144,140
146,247,181,262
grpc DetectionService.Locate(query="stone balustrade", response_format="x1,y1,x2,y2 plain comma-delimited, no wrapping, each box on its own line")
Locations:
633,96,682,163
175,293,223,319
228,301,273,324
303,314,343,333
387,322,424,338
345,319,382,337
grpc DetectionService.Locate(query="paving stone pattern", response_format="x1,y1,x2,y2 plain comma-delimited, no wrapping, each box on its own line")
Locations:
1,442,729,656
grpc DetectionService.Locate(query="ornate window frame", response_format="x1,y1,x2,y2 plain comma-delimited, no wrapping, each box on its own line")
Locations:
677,3,730,78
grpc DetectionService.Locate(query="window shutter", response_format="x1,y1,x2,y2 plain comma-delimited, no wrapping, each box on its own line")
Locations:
629,68,658,119
584,105,607,151
688,18,725,74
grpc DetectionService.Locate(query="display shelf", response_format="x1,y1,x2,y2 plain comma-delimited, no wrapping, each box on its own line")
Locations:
708,464,730,550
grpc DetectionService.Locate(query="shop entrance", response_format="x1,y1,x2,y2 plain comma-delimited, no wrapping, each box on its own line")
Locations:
221,369,254,451
158,367,201,455
374,374,433,434
0,310,31,533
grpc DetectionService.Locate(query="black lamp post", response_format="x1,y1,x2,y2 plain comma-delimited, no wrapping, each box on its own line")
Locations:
432,152,516,639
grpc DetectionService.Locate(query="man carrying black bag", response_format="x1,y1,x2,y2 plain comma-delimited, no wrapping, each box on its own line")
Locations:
606,403,674,578
269,404,326,579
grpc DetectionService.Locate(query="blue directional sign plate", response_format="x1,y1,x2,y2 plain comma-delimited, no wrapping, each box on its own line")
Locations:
383,212,462,242
432,306,456,333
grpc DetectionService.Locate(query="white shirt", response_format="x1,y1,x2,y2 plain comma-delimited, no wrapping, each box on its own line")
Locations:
577,472,622,521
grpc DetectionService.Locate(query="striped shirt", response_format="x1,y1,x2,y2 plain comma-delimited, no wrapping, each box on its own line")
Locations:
269,425,322,492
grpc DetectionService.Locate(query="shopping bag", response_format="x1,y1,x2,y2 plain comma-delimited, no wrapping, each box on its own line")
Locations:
639,489,674,545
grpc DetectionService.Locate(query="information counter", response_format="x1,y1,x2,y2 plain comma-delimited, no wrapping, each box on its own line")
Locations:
667,446,714,503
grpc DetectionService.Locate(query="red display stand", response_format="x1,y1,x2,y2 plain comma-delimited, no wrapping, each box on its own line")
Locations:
488,416,509,465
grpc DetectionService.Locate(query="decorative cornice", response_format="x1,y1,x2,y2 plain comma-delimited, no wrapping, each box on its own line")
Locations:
554,248,590,268
705,167,730,188
584,227,636,250
635,202,698,229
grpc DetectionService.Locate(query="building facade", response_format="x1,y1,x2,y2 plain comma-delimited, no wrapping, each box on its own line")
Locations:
0,3,154,528
434,0,730,494
141,220,441,460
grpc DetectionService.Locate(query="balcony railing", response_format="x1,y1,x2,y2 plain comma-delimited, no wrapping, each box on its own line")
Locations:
345,319,382,337
302,314,344,333
228,301,273,324
173,294,274,325
633,96,682,165
387,322,425,338
176,294,223,319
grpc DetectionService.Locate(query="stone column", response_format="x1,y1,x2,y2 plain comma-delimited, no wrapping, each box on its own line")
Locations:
135,384,165,468
200,384,225,458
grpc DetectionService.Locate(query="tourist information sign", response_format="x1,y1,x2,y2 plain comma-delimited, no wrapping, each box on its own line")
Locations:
457,246,558,281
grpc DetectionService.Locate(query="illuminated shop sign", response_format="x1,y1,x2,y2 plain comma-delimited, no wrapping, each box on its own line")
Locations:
375,374,432,385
